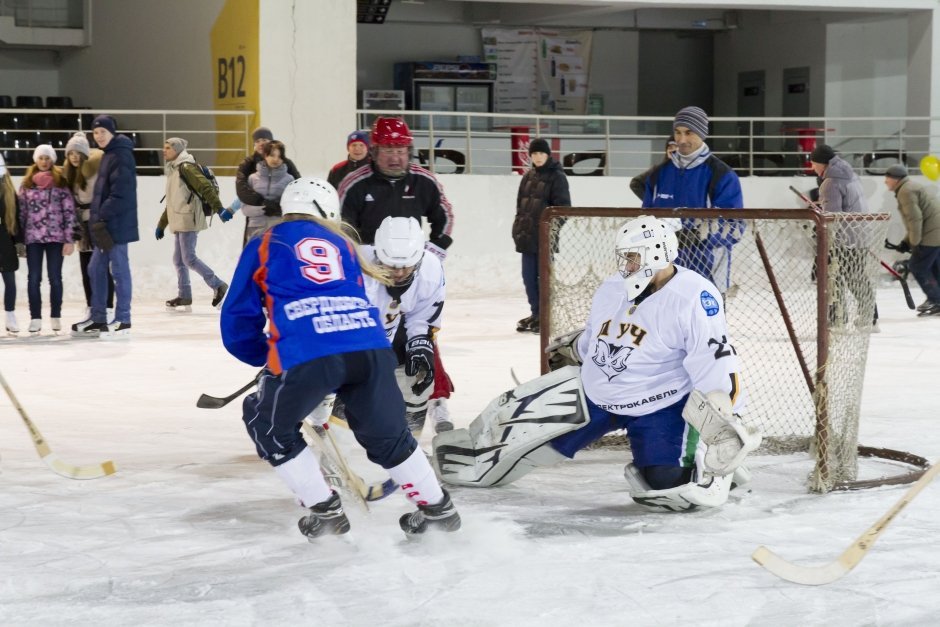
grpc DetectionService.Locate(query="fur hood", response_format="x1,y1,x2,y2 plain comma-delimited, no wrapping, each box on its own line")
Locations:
81,148,103,179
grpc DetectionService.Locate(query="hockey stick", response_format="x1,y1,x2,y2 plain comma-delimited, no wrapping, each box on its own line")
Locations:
789,185,916,309
196,371,262,409
0,370,117,480
753,459,939,585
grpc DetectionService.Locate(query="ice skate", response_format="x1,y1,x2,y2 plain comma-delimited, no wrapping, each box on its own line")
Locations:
211,282,228,308
516,314,536,333
428,398,453,434
166,297,192,312
71,319,108,338
28,319,41,335
399,488,461,535
917,299,935,313
297,491,350,540
102,321,131,339
51,318,62,334
4,311,18,335
918,303,940,317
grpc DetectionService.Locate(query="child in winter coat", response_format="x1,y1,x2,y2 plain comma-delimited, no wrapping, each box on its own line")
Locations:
18,145,77,333
241,140,294,244
0,154,21,334
63,131,113,320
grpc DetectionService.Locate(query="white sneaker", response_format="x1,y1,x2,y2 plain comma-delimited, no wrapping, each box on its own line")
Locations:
51,318,62,332
28,319,41,333
428,398,454,434
4,311,17,334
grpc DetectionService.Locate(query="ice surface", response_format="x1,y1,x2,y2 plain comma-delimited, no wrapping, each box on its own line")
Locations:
1,286,939,626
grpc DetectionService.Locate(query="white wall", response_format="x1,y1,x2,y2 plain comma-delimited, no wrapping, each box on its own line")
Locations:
58,0,225,110
0,49,59,101
8,172,914,321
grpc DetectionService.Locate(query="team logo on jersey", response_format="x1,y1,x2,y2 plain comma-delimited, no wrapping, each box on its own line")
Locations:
592,338,634,381
700,290,720,316
365,194,374,202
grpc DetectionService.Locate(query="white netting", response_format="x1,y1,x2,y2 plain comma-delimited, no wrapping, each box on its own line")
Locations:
543,208,889,492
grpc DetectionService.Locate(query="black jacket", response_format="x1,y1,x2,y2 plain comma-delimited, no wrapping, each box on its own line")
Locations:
327,156,371,190
339,164,454,249
236,153,301,206
512,158,570,253
0,194,19,273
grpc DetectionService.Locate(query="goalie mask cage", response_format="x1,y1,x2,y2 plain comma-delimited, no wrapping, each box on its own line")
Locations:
539,207,927,493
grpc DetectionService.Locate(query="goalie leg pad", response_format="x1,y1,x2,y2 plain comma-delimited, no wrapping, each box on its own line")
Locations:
682,389,761,476
432,365,588,487
624,463,733,512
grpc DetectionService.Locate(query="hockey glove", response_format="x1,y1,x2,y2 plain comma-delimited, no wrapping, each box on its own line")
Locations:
405,335,435,396
545,327,584,371
219,208,234,223
262,199,282,217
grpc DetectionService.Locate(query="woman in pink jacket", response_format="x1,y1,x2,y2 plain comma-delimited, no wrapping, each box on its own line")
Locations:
17,145,77,334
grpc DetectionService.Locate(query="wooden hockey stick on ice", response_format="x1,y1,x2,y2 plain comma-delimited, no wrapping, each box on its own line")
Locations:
0,370,117,480
753,459,939,585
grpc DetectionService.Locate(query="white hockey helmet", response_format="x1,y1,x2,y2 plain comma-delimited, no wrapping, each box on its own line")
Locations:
280,177,340,221
374,216,425,286
615,215,678,300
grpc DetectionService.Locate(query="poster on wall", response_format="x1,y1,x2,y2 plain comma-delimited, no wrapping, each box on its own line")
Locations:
211,0,260,172
482,28,592,115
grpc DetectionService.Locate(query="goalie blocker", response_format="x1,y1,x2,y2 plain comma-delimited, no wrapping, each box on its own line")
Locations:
433,366,759,512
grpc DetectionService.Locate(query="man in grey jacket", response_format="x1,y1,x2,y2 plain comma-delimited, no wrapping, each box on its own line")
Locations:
884,164,940,316
810,144,879,330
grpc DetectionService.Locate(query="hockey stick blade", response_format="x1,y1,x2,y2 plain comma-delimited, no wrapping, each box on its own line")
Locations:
899,275,917,309
752,459,940,585
196,375,260,409
0,370,117,480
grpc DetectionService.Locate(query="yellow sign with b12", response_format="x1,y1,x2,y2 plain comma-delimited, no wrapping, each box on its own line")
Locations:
210,0,260,170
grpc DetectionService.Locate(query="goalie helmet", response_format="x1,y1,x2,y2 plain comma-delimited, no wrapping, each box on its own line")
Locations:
615,215,678,300
280,177,340,221
374,216,425,286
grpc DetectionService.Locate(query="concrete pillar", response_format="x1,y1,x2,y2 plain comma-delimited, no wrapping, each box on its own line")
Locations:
907,9,940,156
259,0,357,177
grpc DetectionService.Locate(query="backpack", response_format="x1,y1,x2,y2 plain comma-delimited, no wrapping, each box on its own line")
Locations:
179,162,219,217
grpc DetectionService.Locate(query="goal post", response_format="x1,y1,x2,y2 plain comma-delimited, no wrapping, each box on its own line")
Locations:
538,207,924,492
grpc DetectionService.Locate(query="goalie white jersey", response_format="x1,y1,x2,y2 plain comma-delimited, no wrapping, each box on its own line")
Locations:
576,266,743,416
362,245,446,341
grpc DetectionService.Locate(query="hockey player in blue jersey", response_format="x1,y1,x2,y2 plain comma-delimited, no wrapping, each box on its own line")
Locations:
433,216,761,512
220,177,460,539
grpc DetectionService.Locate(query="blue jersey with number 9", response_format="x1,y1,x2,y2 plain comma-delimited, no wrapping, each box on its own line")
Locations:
221,219,389,373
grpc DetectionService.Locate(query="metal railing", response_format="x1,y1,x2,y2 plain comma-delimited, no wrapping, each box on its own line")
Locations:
357,109,940,178
0,108,254,175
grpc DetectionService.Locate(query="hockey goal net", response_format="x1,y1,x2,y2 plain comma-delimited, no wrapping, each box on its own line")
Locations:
539,207,918,493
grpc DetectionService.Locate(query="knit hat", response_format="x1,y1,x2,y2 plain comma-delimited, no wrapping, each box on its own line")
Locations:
65,132,90,158
92,114,117,135
529,138,551,155
164,137,188,155
810,144,836,165
33,144,56,164
673,106,709,140
885,164,908,179
347,130,370,147
252,126,274,142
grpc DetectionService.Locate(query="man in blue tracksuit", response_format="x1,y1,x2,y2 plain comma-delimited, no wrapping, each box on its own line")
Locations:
221,177,460,541
642,106,744,294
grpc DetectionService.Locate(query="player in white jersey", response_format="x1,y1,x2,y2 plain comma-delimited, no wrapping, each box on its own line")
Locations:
331,216,448,436
433,215,761,512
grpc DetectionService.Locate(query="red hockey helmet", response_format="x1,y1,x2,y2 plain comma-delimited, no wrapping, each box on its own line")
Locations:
371,117,413,147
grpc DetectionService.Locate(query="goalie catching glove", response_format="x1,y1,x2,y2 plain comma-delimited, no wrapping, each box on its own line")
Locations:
545,327,584,371
682,389,761,476
405,335,435,396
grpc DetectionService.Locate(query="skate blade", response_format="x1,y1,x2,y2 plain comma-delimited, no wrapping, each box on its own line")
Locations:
166,306,192,313
100,329,131,341
70,331,101,339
